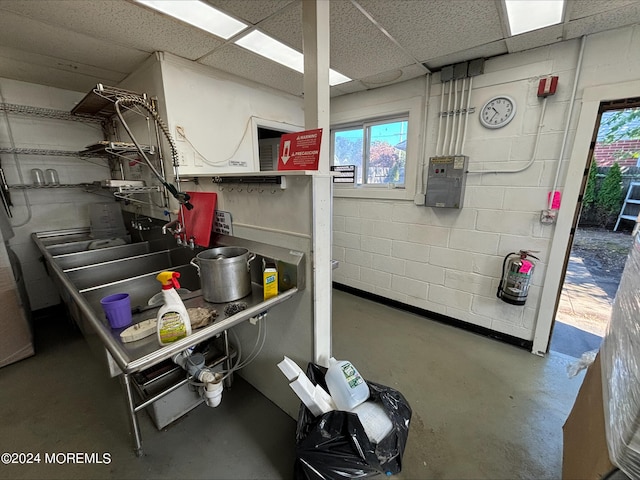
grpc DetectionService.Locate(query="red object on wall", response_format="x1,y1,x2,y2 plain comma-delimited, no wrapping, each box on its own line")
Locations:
537,76,559,97
277,129,323,171
179,191,217,247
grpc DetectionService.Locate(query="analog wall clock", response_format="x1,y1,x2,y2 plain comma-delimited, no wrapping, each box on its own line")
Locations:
479,95,516,129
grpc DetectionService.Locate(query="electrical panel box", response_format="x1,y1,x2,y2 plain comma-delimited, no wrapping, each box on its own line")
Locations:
425,156,468,208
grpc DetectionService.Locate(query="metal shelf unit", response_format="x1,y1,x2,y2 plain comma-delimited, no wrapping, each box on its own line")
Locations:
0,102,103,124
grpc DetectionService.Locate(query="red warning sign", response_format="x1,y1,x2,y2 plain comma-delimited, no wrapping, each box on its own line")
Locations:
277,128,323,171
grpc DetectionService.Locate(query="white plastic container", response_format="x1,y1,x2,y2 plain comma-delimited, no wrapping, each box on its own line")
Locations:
325,357,370,411
156,271,191,346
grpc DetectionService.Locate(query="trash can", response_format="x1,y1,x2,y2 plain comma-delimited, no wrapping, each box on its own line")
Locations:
294,363,412,479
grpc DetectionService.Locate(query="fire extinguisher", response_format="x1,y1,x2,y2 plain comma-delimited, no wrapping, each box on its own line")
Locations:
497,250,540,305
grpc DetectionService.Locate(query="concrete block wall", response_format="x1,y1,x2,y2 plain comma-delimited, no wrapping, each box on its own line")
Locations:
332,25,640,343
0,78,108,310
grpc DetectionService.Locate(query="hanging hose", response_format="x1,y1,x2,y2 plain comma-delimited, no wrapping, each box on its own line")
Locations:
114,96,193,210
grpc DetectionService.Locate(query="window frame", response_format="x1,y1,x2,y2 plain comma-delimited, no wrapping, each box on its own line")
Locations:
331,113,410,188
330,94,422,201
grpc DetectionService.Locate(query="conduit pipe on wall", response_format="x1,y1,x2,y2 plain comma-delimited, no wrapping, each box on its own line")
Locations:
435,77,446,157
548,35,586,210
455,78,466,154
449,79,458,156
416,74,431,198
461,76,473,155
467,97,548,175
442,79,453,157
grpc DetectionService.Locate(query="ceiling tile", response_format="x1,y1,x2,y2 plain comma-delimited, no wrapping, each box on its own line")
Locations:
354,0,504,61
256,2,302,51
0,11,149,73
198,44,304,96
566,0,639,21
0,46,127,84
506,25,564,53
564,3,640,39
329,1,423,79
0,0,225,60
204,0,296,25
257,1,422,82
0,56,115,93
425,41,508,70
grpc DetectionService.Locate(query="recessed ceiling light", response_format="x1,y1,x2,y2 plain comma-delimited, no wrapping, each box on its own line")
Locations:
235,30,351,86
136,0,247,40
505,0,565,36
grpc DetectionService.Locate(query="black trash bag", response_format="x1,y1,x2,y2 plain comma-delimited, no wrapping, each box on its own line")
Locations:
294,363,412,479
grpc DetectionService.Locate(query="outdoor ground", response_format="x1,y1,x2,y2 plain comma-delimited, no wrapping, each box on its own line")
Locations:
550,227,634,357
571,227,634,297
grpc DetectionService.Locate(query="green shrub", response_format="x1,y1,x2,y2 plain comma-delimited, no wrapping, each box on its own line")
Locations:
583,160,598,207
597,162,623,214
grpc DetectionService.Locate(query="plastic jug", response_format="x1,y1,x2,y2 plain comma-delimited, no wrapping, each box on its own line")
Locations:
325,357,370,411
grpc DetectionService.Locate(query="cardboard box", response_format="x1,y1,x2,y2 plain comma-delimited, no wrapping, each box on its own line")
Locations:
0,266,34,369
562,353,615,479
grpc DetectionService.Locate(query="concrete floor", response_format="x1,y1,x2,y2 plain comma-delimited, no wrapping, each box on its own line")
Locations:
0,289,586,479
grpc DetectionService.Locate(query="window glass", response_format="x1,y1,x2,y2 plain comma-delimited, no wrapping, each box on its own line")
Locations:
333,128,364,184
332,117,408,186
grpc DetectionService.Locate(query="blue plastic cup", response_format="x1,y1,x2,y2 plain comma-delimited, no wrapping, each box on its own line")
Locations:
100,293,132,329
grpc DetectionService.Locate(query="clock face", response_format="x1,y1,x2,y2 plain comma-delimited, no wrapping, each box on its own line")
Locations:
479,96,516,129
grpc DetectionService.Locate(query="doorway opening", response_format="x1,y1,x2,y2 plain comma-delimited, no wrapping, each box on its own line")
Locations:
550,99,640,358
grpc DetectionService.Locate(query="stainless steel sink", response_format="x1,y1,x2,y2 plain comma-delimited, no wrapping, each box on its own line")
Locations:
61,248,197,290
80,264,200,314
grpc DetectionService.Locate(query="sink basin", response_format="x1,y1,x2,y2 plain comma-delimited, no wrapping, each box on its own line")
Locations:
80,264,200,314
60,248,196,290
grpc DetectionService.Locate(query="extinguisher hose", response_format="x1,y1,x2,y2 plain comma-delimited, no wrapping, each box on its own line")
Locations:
497,252,517,299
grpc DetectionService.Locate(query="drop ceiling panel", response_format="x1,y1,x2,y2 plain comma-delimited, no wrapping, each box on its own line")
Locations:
255,3,302,51
566,0,639,20
0,56,112,93
0,46,127,84
506,25,564,53
564,3,640,39
425,41,508,70
198,45,304,97
354,0,504,61
204,0,296,25
328,1,421,79
0,0,225,60
257,1,420,82
0,11,148,73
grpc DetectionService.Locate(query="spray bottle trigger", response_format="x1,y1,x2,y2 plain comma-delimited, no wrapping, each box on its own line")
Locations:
171,272,181,289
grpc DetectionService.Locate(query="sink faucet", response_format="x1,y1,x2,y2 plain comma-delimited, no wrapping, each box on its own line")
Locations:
162,219,183,236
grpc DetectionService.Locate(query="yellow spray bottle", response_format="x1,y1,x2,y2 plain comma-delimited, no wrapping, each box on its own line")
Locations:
156,271,191,346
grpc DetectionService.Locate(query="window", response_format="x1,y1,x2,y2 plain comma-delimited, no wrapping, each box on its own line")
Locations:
332,116,408,187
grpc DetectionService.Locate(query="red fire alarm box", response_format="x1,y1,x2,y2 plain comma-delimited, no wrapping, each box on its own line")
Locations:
538,76,559,97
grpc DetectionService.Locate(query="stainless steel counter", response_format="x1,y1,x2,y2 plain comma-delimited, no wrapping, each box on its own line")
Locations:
32,228,304,455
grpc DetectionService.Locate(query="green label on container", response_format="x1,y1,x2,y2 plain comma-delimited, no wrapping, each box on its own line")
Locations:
341,363,364,389
159,311,187,343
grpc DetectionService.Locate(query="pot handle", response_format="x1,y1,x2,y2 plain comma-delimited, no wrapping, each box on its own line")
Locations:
247,253,256,272
190,257,200,275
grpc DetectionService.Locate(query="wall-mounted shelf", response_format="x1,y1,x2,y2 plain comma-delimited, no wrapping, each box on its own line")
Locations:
0,147,87,157
71,84,149,118
80,141,155,157
9,183,99,190
0,102,103,124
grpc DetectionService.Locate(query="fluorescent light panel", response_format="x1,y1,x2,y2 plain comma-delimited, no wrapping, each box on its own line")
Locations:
235,30,351,86
505,0,565,36
136,0,247,40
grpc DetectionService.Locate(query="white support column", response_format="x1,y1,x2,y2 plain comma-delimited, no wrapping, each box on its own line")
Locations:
302,0,332,367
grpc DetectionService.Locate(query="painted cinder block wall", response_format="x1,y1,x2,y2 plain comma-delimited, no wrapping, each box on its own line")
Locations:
332,25,640,343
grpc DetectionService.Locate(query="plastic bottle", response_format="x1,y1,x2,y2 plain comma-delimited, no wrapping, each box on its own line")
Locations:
156,271,191,346
324,357,370,411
